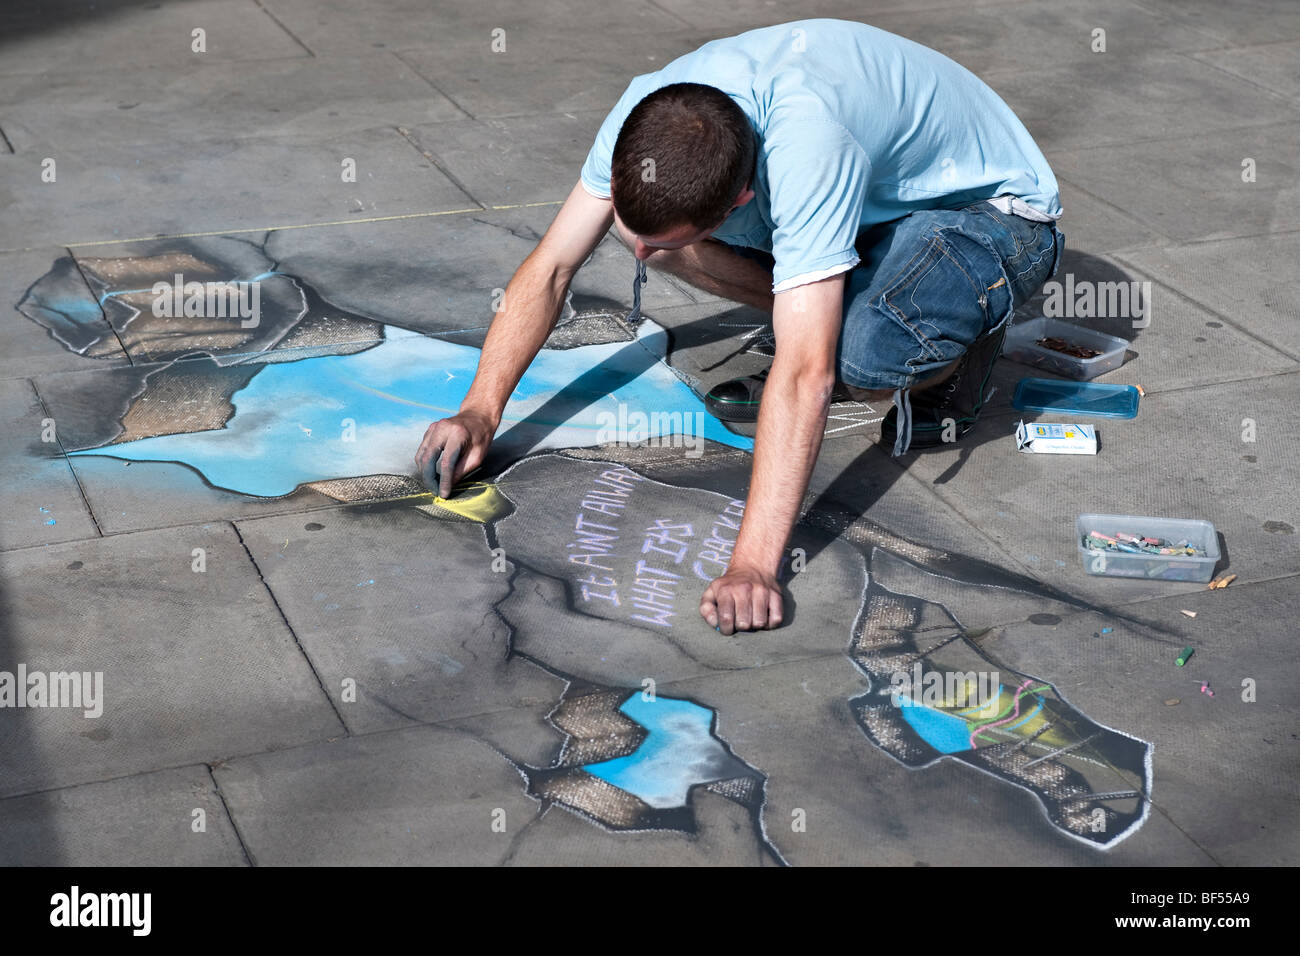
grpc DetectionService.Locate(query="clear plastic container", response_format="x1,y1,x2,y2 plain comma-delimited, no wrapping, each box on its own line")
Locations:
1003,317,1130,380
1077,514,1221,583
1014,378,1141,418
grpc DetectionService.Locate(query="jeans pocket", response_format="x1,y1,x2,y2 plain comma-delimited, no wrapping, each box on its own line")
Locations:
1007,223,1060,308
882,232,988,369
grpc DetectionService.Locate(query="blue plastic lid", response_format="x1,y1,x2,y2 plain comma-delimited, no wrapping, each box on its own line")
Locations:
1012,378,1141,419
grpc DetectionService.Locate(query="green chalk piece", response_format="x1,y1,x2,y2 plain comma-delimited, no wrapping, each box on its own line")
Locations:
1176,646,1194,666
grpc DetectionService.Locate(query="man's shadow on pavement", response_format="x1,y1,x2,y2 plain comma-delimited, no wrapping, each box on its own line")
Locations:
486,247,1159,630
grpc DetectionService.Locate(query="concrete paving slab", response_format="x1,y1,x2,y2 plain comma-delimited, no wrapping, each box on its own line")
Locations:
985,54,1300,154
657,655,1211,864
0,765,247,866
1116,232,1300,360
1047,121,1300,243
405,112,605,208
439,701,567,770
0,0,310,76
211,724,539,865
870,0,1222,77
1,127,472,251
233,504,565,734
985,579,1300,865
2,248,130,381
1054,178,1163,255
501,787,774,865
64,454,365,534
894,371,1300,607
257,0,688,57
0,523,343,797
647,0,1017,33
1191,39,1300,104
264,210,698,341
1131,0,1300,46
807,438,1040,577
0,377,99,551
395,31,710,120
0,54,464,153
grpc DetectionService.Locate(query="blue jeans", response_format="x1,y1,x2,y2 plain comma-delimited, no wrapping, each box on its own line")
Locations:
729,201,1064,391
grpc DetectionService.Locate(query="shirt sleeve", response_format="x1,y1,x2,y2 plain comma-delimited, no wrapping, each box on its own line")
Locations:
766,117,872,293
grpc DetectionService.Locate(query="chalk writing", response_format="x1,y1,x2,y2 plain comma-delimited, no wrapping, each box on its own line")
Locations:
692,499,745,581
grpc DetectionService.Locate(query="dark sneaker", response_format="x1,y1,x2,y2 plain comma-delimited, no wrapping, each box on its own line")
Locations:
704,368,769,422
705,369,861,423
880,323,1008,451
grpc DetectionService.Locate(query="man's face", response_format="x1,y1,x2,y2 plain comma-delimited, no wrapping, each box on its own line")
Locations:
613,185,756,261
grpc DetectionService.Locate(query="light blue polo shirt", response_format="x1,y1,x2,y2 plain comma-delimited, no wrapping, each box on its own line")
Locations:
580,19,1062,293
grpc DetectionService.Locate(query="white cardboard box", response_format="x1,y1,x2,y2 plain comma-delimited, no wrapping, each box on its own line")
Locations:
1015,420,1098,455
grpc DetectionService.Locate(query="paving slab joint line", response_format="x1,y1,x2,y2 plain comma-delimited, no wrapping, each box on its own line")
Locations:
0,124,14,154
17,200,565,255
643,0,703,31
206,763,255,866
1179,47,1300,104
1108,257,1300,364
1049,113,1300,159
228,520,350,735
1050,172,1178,247
396,125,486,209
0,498,353,555
67,248,134,366
0,712,516,803
391,51,476,120
28,377,103,538
1180,222,1300,248
871,453,1048,585
497,804,547,866
250,0,316,58
1123,0,1248,53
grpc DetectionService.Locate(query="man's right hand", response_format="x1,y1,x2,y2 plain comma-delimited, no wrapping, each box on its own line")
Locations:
414,409,496,498
412,182,615,499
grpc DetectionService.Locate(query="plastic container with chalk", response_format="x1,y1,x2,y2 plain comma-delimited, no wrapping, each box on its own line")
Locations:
1002,317,1130,380
1077,514,1221,583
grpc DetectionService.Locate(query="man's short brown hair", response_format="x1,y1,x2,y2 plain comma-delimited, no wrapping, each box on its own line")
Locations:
610,82,756,236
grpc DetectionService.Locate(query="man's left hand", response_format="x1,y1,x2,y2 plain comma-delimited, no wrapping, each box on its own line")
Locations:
700,565,784,635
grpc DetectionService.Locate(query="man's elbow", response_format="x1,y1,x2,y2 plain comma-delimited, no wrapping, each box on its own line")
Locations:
789,366,838,407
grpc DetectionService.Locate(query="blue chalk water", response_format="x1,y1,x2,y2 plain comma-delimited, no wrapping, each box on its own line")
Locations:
69,322,752,497
583,695,742,809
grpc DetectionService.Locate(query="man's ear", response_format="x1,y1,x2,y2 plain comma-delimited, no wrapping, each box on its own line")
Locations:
732,183,755,209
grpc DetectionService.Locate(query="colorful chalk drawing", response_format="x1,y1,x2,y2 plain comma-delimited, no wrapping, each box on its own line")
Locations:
64,320,750,496
21,246,1154,859
482,455,1153,850
848,584,1152,849
515,684,778,857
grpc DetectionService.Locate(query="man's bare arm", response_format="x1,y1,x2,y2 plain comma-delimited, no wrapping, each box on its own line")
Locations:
415,182,614,496
700,275,843,633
